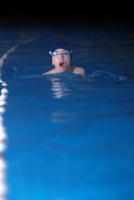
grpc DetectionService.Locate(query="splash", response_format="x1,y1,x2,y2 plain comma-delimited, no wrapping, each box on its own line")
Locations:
90,70,127,82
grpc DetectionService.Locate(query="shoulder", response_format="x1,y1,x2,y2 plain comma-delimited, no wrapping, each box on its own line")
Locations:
72,67,86,76
42,69,56,75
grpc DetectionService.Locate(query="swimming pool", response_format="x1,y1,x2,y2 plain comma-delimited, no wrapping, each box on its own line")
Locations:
0,24,134,200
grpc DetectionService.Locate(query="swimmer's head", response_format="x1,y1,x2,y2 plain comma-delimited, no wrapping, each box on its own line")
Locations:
49,41,72,56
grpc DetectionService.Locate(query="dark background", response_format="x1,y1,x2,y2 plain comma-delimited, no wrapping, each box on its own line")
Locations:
0,2,134,27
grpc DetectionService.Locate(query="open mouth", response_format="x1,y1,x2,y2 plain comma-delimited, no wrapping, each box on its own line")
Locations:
59,62,65,68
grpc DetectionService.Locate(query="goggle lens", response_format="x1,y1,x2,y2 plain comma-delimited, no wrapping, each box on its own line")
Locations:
49,50,71,57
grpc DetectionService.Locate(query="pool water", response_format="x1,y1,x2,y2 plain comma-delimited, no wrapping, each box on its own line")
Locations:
0,24,134,200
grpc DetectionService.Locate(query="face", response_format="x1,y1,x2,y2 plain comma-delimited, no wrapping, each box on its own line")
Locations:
52,48,71,72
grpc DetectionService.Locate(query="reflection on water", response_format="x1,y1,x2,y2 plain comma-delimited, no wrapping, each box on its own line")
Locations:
0,31,41,200
0,42,18,200
48,76,72,123
50,77,71,99
0,82,8,200
51,110,70,123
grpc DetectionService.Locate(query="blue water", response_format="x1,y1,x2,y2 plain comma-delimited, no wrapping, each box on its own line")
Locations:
0,25,134,200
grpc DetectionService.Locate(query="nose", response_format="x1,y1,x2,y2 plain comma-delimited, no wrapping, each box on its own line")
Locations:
58,54,64,59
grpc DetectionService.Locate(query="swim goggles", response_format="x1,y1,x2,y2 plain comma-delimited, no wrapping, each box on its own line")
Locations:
49,49,72,57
